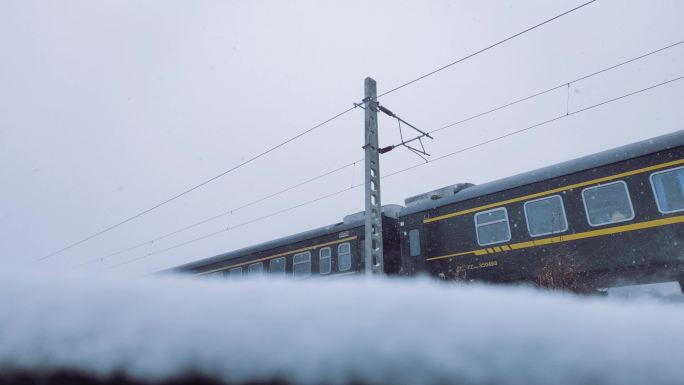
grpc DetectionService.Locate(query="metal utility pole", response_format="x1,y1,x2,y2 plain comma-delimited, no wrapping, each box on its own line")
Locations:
363,77,384,275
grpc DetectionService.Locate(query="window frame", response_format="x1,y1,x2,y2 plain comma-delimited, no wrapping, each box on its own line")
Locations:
523,194,569,237
208,271,225,279
474,207,512,246
248,262,264,274
319,247,332,275
581,180,635,227
269,257,286,274
338,242,352,272
650,166,684,214
293,251,312,277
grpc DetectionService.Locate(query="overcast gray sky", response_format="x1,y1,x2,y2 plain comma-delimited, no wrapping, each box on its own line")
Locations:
1,0,683,275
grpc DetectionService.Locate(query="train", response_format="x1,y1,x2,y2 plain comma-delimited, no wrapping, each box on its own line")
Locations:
168,130,684,293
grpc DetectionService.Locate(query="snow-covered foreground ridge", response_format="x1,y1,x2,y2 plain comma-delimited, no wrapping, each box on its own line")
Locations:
1,269,683,385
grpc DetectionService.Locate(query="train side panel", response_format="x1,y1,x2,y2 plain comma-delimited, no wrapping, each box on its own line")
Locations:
191,226,367,278
402,146,684,290
185,213,402,279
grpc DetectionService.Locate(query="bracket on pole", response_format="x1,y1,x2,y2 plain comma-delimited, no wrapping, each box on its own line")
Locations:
376,104,433,162
363,77,384,276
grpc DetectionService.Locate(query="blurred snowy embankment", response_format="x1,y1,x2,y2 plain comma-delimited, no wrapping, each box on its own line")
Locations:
1,267,683,385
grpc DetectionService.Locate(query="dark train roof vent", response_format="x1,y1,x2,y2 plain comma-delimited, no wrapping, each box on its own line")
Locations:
404,183,475,207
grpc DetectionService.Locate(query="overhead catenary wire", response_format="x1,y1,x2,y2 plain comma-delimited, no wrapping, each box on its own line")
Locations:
108,184,363,269
78,158,363,267
38,106,358,262
377,0,598,98
429,38,684,134
385,75,684,178
114,74,684,271
88,39,684,267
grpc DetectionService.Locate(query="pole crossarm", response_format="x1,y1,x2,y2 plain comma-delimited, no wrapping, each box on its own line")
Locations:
375,103,434,162
377,104,433,139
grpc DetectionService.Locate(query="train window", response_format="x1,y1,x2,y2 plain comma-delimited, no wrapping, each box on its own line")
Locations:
650,166,684,214
408,229,421,256
474,207,511,246
319,247,331,275
207,271,225,279
338,242,352,271
248,262,264,274
582,181,635,226
269,257,286,274
293,252,311,277
524,195,568,237
228,267,243,277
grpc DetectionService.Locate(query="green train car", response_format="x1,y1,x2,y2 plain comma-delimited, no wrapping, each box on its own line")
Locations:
170,130,684,292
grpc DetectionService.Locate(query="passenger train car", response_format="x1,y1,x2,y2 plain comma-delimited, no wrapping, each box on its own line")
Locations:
169,130,684,292
170,206,404,279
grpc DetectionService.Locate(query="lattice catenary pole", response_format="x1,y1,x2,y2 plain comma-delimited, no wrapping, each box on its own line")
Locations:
363,77,384,275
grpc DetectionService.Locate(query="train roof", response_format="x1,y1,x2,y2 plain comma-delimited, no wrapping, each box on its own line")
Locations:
166,204,403,272
399,129,684,217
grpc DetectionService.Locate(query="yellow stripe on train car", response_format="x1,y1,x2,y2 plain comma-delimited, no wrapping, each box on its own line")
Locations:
427,214,684,262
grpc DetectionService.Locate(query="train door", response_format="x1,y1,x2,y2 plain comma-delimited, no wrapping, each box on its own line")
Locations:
402,221,425,275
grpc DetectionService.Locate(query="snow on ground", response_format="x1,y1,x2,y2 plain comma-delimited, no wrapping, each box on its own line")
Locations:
607,281,684,303
1,267,683,385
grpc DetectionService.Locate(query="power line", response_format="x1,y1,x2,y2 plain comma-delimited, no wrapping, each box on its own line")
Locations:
429,39,684,134
114,74,683,270
83,39,684,267
108,184,363,269
385,74,684,178
38,106,358,262
78,158,362,267
377,0,598,98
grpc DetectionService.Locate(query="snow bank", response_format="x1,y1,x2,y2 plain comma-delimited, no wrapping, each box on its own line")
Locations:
1,267,683,385
608,281,684,303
